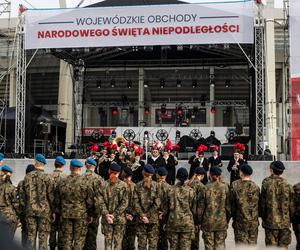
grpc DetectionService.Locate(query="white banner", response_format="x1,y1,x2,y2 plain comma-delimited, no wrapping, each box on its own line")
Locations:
24,1,254,49
290,0,300,78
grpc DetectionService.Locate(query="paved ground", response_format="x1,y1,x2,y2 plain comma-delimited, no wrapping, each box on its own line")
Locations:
13,222,296,249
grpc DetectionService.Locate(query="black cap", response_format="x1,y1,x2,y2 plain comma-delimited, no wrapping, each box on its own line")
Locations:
176,167,189,181
194,167,206,175
26,164,35,174
157,167,168,176
110,163,121,172
240,164,253,176
270,161,285,171
210,166,222,176
123,166,133,176
144,164,155,174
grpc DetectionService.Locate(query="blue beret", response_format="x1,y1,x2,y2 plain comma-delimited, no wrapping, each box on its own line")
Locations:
110,163,121,172
270,161,285,171
86,158,97,167
240,164,253,176
194,167,206,175
70,159,83,168
157,167,168,176
1,165,13,173
26,164,35,174
0,153,4,161
144,164,155,174
210,166,222,176
176,167,188,181
35,154,46,164
123,166,133,176
55,156,66,166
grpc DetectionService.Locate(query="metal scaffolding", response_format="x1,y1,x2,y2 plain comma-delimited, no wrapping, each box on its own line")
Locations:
254,6,265,155
15,12,26,154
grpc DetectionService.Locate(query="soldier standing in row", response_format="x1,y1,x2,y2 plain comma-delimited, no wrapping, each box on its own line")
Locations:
133,164,161,250
84,158,105,250
231,164,260,245
165,168,196,250
49,156,67,250
22,154,55,250
293,178,300,250
122,167,136,250
187,167,206,250
156,167,171,250
17,164,36,248
0,165,19,241
202,167,231,250
260,161,295,249
101,163,128,250
56,159,94,250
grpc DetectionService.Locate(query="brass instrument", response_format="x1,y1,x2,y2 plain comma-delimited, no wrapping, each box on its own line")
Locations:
112,136,127,152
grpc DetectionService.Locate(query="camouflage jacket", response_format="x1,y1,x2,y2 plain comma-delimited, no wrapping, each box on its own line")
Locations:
133,180,161,224
202,180,231,232
17,180,25,218
84,169,105,217
157,180,171,213
261,175,295,229
293,182,300,225
56,173,94,219
188,179,206,225
231,179,260,228
22,169,55,218
125,181,136,216
0,179,19,223
101,179,129,225
51,169,67,186
165,182,196,233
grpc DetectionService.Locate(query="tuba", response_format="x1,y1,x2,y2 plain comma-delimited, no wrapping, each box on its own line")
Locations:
113,136,127,152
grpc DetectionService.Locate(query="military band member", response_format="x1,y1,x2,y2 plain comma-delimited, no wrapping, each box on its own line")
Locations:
163,151,178,185
147,142,167,172
131,154,144,184
202,167,230,250
165,168,196,250
101,163,129,250
49,156,67,250
188,145,209,184
227,150,244,185
261,161,295,249
208,148,223,168
133,164,161,250
231,164,260,245
97,149,111,180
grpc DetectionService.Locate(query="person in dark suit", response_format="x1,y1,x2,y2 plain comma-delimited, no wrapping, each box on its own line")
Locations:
163,151,178,185
227,150,245,185
147,142,167,174
208,148,223,168
188,147,209,185
131,154,145,184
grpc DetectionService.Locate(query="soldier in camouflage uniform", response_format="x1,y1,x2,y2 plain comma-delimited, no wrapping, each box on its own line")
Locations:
231,164,260,245
293,178,300,250
261,161,295,249
83,158,105,250
202,166,231,250
21,154,55,250
101,163,128,250
156,167,171,250
122,167,136,250
56,159,94,250
49,156,67,250
187,167,206,250
133,164,161,250
165,168,196,250
0,165,19,241
17,164,35,248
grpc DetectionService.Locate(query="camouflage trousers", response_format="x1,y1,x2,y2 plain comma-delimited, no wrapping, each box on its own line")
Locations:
158,221,168,250
293,224,300,250
20,216,28,248
191,231,200,250
26,216,51,250
168,231,192,250
49,216,64,249
61,218,88,250
136,223,159,250
84,216,100,250
101,223,125,250
202,230,227,250
122,223,136,250
265,228,291,248
233,223,258,245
